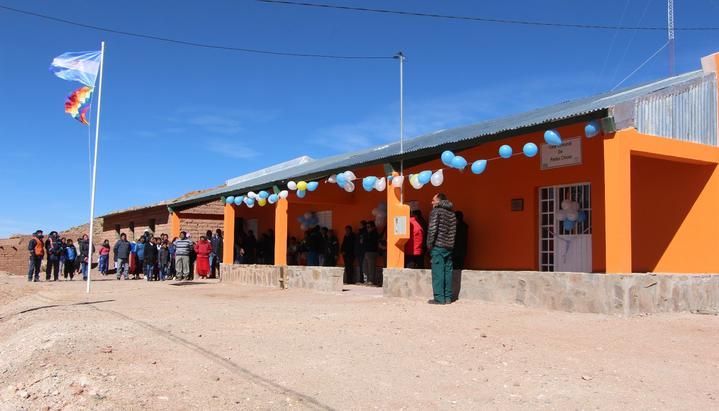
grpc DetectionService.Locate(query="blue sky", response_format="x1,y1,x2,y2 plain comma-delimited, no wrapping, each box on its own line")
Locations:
1,0,718,236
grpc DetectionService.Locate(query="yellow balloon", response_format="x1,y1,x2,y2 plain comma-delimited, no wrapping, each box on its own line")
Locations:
297,181,308,191
258,198,267,206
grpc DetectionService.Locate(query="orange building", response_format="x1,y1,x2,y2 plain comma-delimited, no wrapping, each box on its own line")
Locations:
171,52,719,276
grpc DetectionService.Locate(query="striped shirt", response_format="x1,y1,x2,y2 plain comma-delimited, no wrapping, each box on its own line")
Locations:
174,239,194,256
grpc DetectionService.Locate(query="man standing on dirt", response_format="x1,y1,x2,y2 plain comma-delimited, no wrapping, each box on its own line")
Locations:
114,233,132,280
210,229,223,278
27,230,44,282
426,193,457,305
174,231,193,281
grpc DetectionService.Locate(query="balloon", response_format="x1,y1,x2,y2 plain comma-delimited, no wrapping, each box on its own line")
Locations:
566,210,578,221
562,219,575,231
300,224,308,231
577,210,587,223
570,201,580,212
522,142,538,157
244,197,255,206
327,174,337,184
498,145,513,159
418,170,432,185
307,181,319,192
362,176,378,192
247,202,255,208
278,190,289,199
544,129,562,146
258,198,267,207
585,121,600,138
247,191,257,199
471,160,487,175
430,169,444,186
234,196,244,205
556,209,567,221
391,175,404,187
287,181,297,191
297,190,306,198
344,181,355,192
336,173,347,188
409,174,423,189
560,199,571,210
441,150,455,167
297,181,308,191
344,170,357,181
375,177,387,192
258,190,269,199
225,196,234,205
268,194,278,204
387,175,393,182
451,156,467,170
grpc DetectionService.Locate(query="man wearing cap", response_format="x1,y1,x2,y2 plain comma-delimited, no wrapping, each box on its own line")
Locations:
27,230,44,282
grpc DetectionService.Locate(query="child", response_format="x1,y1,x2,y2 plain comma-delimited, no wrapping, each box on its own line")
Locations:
158,241,170,281
64,239,77,280
98,240,110,275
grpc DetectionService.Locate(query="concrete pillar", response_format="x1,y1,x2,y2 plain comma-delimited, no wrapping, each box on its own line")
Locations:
170,212,180,238
386,173,410,269
603,135,632,273
223,203,235,264
274,197,288,266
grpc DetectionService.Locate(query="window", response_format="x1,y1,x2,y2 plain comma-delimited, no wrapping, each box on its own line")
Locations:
129,222,135,240
114,224,121,239
148,218,156,235
316,211,332,229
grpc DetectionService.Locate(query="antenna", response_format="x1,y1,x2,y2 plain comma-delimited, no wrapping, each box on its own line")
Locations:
668,0,675,75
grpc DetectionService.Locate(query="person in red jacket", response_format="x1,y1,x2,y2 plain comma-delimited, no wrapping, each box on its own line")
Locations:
194,235,213,279
404,210,425,268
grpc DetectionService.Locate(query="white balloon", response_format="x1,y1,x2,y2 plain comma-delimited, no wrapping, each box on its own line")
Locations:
344,181,355,192
391,175,404,187
560,199,571,210
374,177,387,192
430,169,444,187
247,191,257,199
247,202,255,208
287,181,297,191
556,210,567,221
410,176,423,190
567,210,578,221
278,190,289,199
327,174,337,184
344,171,357,181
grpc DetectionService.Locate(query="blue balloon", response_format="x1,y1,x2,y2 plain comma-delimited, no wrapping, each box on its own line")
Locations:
258,191,269,199
441,150,455,167
544,129,562,146
362,176,377,192
522,142,538,158
234,196,244,205
471,160,487,175
562,219,575,231
585,121,600,138
577,210,587,222
307,181,319,192
498,145,513,159
297,190,306,198
268,194,278,203
244,197,255,206
336,173,347,187
225,196,234,205
418,170,432,185
450,156,467,170
387,175,393,182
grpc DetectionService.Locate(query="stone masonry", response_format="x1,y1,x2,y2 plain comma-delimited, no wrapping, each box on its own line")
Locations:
220,264,343,292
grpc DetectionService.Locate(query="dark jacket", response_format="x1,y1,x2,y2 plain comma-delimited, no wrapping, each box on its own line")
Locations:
114,239,132,260
364,230,379,253
427,200,457,250
211,234,223,256
78,239,92,257
144,242,158,265
158,247,170,266
341,232,355,256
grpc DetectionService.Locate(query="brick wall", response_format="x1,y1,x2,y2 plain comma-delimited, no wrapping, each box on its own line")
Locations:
0,235,33,275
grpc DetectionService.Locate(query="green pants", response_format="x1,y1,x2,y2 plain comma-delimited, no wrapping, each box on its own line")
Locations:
430,247,453,303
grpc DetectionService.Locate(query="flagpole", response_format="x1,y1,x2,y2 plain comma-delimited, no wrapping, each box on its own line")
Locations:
86,41,105,294
394,51,405,203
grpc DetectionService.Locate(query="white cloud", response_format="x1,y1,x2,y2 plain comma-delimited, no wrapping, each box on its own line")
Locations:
206,138,260,159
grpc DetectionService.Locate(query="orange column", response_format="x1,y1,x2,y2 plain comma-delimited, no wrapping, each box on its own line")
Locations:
386,174,410,269
274,198,289,266
603,134,632,273
223,203,236,264
170,212,180,238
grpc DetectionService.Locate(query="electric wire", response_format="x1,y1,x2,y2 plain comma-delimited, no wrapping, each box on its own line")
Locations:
611,41,670,91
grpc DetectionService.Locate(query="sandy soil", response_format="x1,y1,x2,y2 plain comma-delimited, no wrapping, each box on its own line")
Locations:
0,271,718,410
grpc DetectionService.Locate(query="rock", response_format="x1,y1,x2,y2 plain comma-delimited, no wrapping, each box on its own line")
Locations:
41,406,50,411
480,333,488,338
17,390,29,399
581,375,593,381
51,390,59,396
72,386,84,396
151,361,157,365
158,396,169,401
100,346,113,354
215,377,220,382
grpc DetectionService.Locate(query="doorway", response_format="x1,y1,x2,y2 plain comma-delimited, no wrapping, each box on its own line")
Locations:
539,183,592,272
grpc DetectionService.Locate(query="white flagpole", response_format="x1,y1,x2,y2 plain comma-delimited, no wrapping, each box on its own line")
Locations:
86,41,105,294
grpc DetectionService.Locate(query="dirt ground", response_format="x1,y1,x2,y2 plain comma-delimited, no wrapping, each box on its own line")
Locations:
0,272,718,410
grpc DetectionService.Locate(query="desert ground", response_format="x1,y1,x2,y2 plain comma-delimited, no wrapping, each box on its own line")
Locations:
1,271,718,410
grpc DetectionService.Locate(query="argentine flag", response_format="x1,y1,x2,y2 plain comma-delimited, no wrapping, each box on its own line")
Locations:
50,50,101,87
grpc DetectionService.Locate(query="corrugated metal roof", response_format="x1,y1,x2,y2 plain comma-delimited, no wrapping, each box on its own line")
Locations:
172,70,707,209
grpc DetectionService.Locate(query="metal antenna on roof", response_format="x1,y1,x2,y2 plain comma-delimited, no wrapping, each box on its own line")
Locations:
394,51,406,203
668,0,675,75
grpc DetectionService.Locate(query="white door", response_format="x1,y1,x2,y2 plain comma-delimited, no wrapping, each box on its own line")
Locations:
539,184,592,272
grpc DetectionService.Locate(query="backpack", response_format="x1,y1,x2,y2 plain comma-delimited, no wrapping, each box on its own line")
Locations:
51,239,64,256
31,237,44,257
66,246,77,261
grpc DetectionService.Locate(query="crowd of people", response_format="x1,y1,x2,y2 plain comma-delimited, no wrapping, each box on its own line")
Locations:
26,229,224,282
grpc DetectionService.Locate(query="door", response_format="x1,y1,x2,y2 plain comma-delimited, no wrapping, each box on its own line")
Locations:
539,183,592,272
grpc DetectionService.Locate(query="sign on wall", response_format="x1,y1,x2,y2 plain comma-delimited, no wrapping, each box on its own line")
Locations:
540,137,582,170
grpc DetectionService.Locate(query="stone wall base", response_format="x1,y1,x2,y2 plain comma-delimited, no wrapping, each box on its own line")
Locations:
220,264,343,292
382,269,719,315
